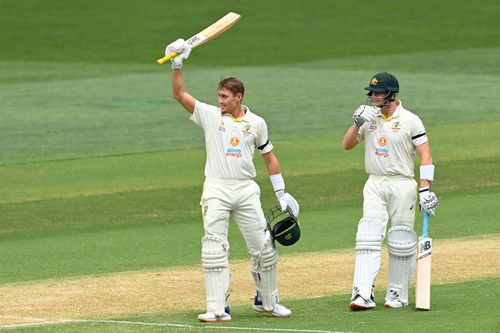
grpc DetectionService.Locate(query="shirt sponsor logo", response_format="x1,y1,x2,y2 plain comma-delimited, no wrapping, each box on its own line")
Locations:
226,147,242,158
375,137,389,158
369,120,378,131
219,121,225,132
375,147,389,158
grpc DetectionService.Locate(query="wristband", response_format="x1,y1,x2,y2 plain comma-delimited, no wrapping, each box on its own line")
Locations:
171,60,182,70
419,186,429,193
420,164,434,181
270,173,285,192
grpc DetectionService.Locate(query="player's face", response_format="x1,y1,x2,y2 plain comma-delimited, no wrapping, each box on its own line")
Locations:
370,91,387,107
218,88,242,114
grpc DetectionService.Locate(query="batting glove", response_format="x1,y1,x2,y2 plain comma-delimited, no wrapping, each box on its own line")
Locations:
419,187,439,216
165,38,192,69
353,105,378,126
276,190,300,217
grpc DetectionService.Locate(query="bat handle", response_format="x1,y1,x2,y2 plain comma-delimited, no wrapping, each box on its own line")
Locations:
422,212,429,238
156,51,179,65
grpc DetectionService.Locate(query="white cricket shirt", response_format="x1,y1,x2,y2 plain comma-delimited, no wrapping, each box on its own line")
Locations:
357,100,428,177
190,100,274,180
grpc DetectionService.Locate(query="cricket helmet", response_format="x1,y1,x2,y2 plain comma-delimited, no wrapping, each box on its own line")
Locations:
365,72,399,95
267,206,300,246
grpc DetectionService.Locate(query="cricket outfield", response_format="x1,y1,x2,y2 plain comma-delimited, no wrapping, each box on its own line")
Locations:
1,0,499,332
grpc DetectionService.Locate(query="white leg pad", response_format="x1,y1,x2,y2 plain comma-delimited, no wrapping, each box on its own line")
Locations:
386,225,417,304
201,235,230,315
252,232,279,311
352,218,385,301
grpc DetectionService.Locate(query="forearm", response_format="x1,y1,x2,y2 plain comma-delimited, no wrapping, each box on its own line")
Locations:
172,69,186,100
264,152,281,177
417,142,433,188
342,124,360,150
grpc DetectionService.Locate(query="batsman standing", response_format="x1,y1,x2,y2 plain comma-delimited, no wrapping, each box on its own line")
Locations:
164,39,299,322
342,72,439,310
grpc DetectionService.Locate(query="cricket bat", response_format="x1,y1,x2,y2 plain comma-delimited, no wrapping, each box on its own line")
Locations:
156,12,241,65
415,212,432,310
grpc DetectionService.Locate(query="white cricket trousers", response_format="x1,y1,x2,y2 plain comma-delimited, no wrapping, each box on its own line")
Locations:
201,177,268,260
363,175,417,228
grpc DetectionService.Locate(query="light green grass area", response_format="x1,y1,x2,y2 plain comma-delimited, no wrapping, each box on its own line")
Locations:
8,278,500,333
1,0,500,332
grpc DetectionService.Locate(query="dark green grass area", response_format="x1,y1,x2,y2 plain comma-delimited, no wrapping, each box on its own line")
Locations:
9,278,500,333
1,0,499,66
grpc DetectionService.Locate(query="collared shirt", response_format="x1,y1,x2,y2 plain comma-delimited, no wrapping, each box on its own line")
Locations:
190,100,273,180
357,100,428,177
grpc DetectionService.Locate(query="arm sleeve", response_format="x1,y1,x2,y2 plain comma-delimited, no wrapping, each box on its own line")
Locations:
190,100,219,129
411,116,428,146
256,119,274,154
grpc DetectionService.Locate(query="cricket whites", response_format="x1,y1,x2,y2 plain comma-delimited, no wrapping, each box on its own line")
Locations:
415,212,432,310
156,12,241,64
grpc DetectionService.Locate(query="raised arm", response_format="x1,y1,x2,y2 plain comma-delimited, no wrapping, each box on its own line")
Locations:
343,124,361,150
165,38,196,113
343,105,378,150
172,69,196,113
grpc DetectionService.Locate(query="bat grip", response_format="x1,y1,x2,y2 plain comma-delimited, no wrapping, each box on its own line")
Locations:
422,212,429,238
156,51,179,65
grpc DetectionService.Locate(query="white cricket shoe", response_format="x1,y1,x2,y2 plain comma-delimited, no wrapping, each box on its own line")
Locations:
384,298,408,308
197,311,231,322
349,295,376,311
253,303,292,317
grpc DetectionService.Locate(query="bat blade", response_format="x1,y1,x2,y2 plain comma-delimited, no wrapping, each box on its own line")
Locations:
415,235,432,310
156,12,241,64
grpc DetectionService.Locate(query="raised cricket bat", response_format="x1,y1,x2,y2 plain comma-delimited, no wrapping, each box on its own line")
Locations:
156,12,241,65
415,212,432,310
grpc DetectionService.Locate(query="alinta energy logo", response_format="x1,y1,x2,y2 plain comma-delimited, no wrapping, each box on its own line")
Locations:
227,137,242,157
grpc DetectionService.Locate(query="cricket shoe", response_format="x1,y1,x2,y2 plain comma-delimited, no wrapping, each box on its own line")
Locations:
384,298,408,308
253,295,291,317
197,306,231,322
349,294,376,311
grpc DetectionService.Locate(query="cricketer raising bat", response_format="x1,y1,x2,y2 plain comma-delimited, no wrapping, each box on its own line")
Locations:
415,212,432,310
156,12,241,65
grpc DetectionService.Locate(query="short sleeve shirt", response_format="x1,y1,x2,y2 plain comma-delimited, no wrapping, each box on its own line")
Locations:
357,101,428,177
190,100,274,179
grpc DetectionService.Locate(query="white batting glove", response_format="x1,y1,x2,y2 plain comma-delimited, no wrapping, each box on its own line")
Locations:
165,38,192,69
419,187,439,216
276,190,299,217
353,105,378,126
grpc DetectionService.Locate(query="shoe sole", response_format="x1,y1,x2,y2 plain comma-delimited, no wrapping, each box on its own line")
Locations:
198,318,231,322
197,316,231,322
349,303,375,311
253,308,291,318
384,303,406,309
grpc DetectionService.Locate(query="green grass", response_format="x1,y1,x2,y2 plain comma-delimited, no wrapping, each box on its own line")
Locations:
8,278,500,333
1,0,499,332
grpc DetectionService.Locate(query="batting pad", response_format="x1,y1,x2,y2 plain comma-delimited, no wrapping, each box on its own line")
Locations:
386,226,417,303
253,233,279,311
201,235,230,314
